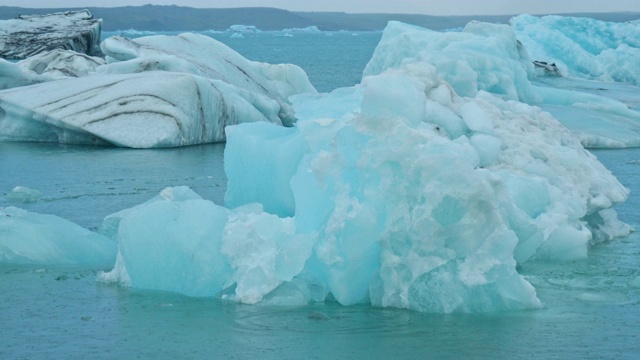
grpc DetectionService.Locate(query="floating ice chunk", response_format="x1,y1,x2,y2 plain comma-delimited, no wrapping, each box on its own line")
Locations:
0,32,317,148
100,187,315,303
4,186,43,203
0,10,102,59
107,198,231,297
228,25,261,33
282,26,322,34
101,21,631,313
0,206,116,266
223,60,628,311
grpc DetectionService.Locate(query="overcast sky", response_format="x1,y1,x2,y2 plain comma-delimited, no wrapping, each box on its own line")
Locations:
3,0,640,16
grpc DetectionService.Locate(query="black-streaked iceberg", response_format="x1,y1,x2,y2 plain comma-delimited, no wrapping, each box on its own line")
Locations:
0,10,102,60
0,33,316,147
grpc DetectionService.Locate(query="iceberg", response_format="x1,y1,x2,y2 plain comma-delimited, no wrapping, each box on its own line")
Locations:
0,10,102,60
227,25,261,34
283,26,322,34
512,14,640,86
1,206,116,266
0,33,316,148
101,21,630,313
364,20,640,148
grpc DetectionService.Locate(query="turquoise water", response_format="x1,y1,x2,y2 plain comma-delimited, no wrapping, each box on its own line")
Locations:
1,33,640,359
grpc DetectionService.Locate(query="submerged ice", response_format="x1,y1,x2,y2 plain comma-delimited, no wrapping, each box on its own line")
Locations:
100,21,631,313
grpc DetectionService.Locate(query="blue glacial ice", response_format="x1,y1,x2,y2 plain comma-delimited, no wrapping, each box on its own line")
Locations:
99,21,632,312
364,20,640,148
510,15,640,147
0,206,116,266
0,33,316,147
512,14,640,86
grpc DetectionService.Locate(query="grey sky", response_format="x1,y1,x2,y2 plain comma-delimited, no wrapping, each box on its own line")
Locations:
3,0,640,16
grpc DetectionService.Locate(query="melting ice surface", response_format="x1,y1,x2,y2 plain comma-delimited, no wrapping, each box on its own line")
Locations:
96,20,633,313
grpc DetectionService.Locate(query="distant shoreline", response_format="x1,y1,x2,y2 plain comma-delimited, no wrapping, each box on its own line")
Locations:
1,5,638,31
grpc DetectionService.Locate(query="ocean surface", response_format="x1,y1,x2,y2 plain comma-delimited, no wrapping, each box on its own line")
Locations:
1,31,640,359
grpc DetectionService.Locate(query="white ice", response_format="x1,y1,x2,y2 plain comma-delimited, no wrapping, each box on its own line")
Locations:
0,206,116,266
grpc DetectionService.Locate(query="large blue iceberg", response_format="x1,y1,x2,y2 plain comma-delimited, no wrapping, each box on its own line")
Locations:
98,20,632,313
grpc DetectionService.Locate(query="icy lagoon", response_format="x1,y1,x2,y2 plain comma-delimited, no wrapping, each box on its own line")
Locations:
2,19,640,358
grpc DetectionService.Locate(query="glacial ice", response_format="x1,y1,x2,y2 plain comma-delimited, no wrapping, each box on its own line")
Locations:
0,206,116,266
102,21,631,312
0,33,316,147
364,20,640,148
0,10,102,59
512,14,640,86
508,15,640,147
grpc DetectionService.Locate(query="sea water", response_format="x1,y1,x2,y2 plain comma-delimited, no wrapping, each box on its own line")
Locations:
1,32,639,359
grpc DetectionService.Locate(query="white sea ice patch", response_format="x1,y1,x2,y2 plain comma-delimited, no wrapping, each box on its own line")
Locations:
0,206,116,266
